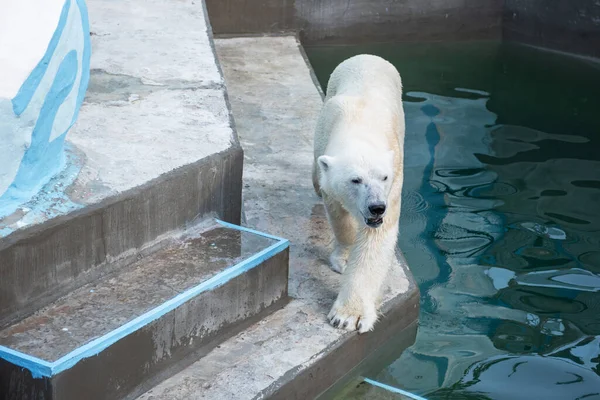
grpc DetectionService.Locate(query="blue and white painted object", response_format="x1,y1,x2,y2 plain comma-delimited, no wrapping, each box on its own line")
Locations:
0,0,91,219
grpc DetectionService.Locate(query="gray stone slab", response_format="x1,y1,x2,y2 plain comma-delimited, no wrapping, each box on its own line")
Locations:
0,0,243,328
136,35,419,400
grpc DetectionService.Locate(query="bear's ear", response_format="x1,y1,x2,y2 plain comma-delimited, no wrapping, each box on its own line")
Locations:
318,155,335,172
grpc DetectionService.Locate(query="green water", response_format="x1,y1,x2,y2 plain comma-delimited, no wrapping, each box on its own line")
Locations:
306,42,600,399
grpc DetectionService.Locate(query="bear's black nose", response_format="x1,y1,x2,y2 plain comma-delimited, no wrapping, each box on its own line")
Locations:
368,203,386,216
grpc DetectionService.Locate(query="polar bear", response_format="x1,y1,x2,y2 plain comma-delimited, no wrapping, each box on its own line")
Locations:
312,54,405,333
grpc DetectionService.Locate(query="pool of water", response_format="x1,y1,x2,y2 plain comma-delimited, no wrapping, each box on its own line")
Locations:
306,42,600,399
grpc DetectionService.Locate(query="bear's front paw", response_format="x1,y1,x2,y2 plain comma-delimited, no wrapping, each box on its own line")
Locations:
327,299,378,334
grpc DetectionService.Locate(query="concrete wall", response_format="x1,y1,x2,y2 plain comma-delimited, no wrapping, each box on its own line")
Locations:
206,0,503,44
503,0,600,58
206,0,600,60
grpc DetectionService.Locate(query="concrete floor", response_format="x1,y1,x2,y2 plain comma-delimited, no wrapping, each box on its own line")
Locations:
138,36,417,399
0,0,234,237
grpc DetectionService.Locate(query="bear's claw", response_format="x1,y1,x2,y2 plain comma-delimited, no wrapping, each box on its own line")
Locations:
328,301,377,333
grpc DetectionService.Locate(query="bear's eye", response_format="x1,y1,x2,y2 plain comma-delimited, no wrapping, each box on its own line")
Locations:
383,175,388,181
351,178,362,184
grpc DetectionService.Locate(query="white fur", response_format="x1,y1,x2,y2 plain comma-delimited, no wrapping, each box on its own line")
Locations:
312,54,405,333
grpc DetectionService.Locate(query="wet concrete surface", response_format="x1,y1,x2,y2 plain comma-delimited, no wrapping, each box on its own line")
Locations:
0,225,275,361
136,35,418,400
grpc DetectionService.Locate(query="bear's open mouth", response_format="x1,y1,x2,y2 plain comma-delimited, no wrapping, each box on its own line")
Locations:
365,217,383,228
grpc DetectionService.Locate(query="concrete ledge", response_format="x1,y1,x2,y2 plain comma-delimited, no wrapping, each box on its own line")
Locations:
205,0,503,45
317,320,419,400
0,222,289,400
0,0,242,328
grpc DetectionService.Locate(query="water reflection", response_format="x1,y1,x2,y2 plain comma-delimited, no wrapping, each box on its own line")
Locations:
434,344,600,399
385,87,600,398
304,41,600,399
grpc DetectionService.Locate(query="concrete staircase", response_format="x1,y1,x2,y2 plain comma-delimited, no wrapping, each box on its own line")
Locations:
0,1,290,399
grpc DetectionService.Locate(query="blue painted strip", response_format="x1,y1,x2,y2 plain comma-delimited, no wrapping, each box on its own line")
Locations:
11,0,71,115
0,345,52,379
216,219,286,242
0,50,78,216
49,233,289,375
23,50,78,162
363,378,428,400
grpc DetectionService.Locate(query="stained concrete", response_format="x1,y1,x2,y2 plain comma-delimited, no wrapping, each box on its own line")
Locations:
136,36,419,400
0,0,243,328
206,0,503,44
0,223,289,400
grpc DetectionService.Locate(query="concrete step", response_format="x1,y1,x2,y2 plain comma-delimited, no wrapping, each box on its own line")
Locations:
0,220,289,400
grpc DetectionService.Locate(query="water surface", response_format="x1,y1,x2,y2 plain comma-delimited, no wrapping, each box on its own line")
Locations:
306,42,600,399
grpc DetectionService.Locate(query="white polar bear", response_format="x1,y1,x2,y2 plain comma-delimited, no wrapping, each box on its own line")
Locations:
312,54,405,333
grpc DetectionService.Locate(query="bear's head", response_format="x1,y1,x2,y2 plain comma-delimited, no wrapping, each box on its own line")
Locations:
317,149,395,229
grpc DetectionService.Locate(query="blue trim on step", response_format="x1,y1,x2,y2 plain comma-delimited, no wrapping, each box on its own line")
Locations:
363,378,428,400
0,220,289,378
216,219,286,242
0,346,53,379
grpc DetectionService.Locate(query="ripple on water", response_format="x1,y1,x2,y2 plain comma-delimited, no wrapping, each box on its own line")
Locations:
403,190,429,214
